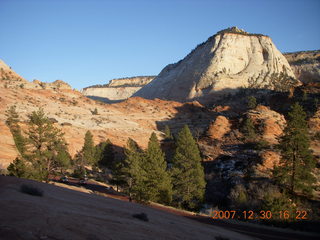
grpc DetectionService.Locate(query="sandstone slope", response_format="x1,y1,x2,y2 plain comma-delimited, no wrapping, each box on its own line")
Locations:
134,27,298,103
1,59,72,90
0,64,215,168
284,50,320,83
82,76,155,102
0,176,251,240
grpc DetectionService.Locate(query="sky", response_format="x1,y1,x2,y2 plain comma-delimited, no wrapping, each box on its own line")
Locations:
0,0,319,90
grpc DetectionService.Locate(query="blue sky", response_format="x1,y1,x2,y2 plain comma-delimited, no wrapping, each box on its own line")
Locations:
0,0,319,90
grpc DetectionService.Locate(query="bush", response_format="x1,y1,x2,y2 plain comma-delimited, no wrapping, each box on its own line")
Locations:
312,132,320,141
132,212,149,222
247,96,257,109
20,184,43,197
91,108,99,115
72,166,86,178
228,184,248,209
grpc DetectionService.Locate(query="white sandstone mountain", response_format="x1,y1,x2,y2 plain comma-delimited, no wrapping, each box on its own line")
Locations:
134,27,299,103
82,76,155,102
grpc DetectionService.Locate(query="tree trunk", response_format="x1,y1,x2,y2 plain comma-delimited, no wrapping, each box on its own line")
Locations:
291,150,296,193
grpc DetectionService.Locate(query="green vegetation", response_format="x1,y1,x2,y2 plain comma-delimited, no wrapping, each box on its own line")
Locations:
95,140,114,168
5,105,26,157
171,125,205,209
241,117,257,141
91,108,99,115
82,130,96,165
6,107,70,182
142,132,172,204
25,108,70,182
247,96,257,109
7,158,30,178
274,103,316,195
122,138,145,201
164,125,173,140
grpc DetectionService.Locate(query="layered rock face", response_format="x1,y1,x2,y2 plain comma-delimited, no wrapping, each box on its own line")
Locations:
284,50,320,83
82,76,155,102
134,27,298,103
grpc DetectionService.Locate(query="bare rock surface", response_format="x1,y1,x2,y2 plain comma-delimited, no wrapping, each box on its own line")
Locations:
82,76,155,101
207,115,231,140
285,50,320,83
0,176,251,240
247,105,286,144
134,27,298,103
258,150,281,173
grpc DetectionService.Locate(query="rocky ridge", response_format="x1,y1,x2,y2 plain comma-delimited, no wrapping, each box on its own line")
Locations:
284,50,320,83
0,62,215,168
134,27,298,103
82,76,155,102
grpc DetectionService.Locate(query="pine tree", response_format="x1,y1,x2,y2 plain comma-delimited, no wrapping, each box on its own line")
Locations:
142,132,172,204
26,108,69,182
55,144,71,174
82,130,95,166
122,138,146,201
242,117,256,141
109,159,126,192
171,125,206,209
95,140,114,168
274,103,316,195
5,105,26,156
164,125,173,140
7,157,30,178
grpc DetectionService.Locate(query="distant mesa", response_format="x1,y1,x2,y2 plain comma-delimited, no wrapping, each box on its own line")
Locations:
133,27,299,103
82,76,155,102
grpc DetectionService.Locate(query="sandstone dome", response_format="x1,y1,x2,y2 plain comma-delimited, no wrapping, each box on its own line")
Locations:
134,27,299,103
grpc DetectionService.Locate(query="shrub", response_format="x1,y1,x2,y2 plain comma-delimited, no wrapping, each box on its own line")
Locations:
91,108,99,115
247,96,257,109
313,132,320,141
132,212,149,222
20,184,44,197
228,184,248,209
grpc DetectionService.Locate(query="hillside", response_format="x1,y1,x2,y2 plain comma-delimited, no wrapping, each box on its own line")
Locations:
0,65,216,168
284,50,320,83
82,76,155,102
0,176,252,240
134,27,298,103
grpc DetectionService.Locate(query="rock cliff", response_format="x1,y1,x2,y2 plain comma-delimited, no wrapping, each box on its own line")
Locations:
82,76,155,102
284,50,320,83
134,27,298,103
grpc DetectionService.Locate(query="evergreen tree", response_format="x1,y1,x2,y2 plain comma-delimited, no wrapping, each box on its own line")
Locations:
82,130,95,166
5,105,26,156
247,96,257,109
164,125,173,140
95,140,114,168
122,138,146,201
55,144,71,174
242,117,256,141
274,103,316,195
26,108,69,182
109,159,126,192
171,125,206,209
142,132,172,204
7,157,30,178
